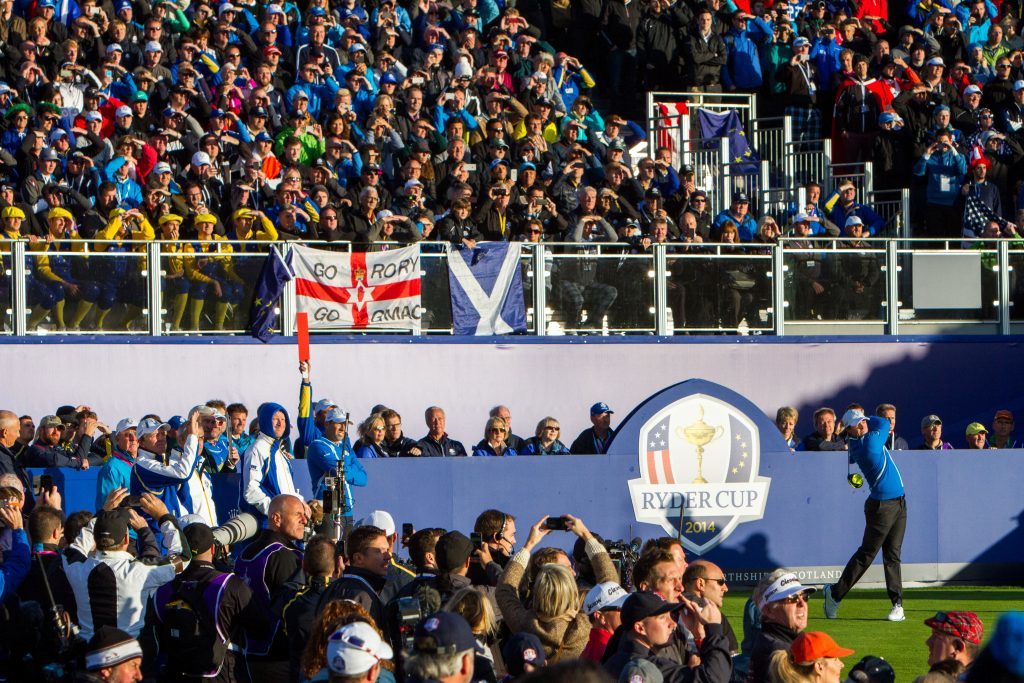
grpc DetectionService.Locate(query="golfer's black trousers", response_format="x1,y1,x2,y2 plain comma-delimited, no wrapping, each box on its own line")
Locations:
832,495,907,605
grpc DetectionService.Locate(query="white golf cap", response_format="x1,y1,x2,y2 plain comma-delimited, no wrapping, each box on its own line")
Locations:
759,572,817,610
115,417,139,434
326,622,393,675
324,408,351,424
191,151,211,167
358,510,395,537
137,417,170,439
845,215,864,227
584,582,630,615
841,408,868,429
314,398,337,414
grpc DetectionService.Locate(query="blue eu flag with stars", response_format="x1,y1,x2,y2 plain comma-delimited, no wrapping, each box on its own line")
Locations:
698,108,760,174
247,247,293,343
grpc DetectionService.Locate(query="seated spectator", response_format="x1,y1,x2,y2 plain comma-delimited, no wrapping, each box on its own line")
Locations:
380,409,421,457
988,410,1019,448
355,413,389,459
769,631,855,683
875,404,910,450
713,193,758,242
776,407,801,451
824,180,885,235
570,403,615,455
472,416,518,457
521,418,571,456
964,422,990,449
917,415,954,450
416,407,468,458
799,408,846,451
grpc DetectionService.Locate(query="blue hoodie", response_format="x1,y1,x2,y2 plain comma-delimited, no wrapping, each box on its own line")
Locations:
238,402,296,521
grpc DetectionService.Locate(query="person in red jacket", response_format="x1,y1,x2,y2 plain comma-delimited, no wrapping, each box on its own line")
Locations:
581,581,628,661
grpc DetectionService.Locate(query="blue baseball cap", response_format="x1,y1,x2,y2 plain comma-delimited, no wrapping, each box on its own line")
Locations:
413,612,483,655
489,158,509,169
381,73,398,85
255,131,273,142
590,402,614,416
167,415,185,431
518,162,537,172
879,112,896,125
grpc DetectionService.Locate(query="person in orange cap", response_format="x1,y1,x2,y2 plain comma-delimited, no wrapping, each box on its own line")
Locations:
769,631,854,683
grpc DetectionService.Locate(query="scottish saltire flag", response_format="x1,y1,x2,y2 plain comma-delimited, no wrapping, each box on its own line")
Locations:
247,247,294,342
698,108,759,174
447,242,527,336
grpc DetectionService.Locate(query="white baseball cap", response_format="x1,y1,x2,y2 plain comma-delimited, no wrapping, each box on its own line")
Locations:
115,105,132,118
314,398,338,414
115,417,139,434
324,408,351,424
584,582,629,615
191,151,211,167
845,215,864,228
841,408,867,429
326,622,393,675
759,572,817,610
358,510,395,537
137,417,170,439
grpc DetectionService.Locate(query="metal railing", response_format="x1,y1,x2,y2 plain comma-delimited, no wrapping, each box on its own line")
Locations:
2,238,1021,337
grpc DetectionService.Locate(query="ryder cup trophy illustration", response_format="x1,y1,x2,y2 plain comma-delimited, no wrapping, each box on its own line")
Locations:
678,405,724,484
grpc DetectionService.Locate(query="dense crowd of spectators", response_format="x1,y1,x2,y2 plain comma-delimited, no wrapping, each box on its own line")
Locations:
2,0,1024,333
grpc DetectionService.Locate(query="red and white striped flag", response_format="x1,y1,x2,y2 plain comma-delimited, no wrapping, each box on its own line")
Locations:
655,101,690,155
290,244,422,330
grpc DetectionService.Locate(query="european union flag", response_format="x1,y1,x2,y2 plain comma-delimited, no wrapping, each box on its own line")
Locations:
247,247,294,342
698,108,760,175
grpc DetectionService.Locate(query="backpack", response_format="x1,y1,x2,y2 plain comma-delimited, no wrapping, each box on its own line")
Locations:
155,573,231,676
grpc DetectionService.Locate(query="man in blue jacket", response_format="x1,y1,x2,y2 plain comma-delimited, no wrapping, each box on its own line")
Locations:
824,409,907,622
723,11,773,91
913,129,967,237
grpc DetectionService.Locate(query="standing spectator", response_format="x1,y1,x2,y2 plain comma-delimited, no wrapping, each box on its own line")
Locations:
682,561,739,658
95,419,139,512
832,55,893,163
747,571,816,683
570,403,615,455
779,37,821,142
799,408,845,451
988,410,1018,448
23,414,92,469
240,403,299,523
917,415,954,450
964,423,990,449
280,536,341,683
914,129,967,236
317,525,392,629
769,632,854,683
601,0,640,104
581,582,629,662
722,11,772,92
683,8,728,91
875,404,910,450
306,408,367,518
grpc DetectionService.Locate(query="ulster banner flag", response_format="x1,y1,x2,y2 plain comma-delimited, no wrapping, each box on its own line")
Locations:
290,244,422,330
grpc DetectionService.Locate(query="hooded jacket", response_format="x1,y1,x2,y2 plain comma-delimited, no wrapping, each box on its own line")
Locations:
240,402,297,519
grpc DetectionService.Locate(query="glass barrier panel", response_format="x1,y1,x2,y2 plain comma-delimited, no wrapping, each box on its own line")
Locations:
896,248,997,324
546,246,655,334
519,245,540,333
667,248,774,333
1011,250,1024,321
0,241,12,334
22,248,149,333
420,248,452,334
160,248,272,334
783,246,886,323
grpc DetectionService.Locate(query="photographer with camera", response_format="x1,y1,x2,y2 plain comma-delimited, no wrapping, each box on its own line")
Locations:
65,488,190,641
495,515,618,662
149,522,264,683
913,128,967,237
307,408,367,531
234,494,307,679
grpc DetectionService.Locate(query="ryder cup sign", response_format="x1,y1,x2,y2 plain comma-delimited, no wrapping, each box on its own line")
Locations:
622,385,773,556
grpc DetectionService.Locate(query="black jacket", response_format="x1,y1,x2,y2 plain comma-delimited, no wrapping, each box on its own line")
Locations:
570,427,614,455
605,626,732,683
746,620,799,683
683,30,728,88
281,576,331,683
317,566,387,628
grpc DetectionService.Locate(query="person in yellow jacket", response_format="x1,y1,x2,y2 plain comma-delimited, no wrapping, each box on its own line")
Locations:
157,213,192,331
90,208,155,330
226,207,278,287
26,207,99,331
186,213,245,330
0,206,31,317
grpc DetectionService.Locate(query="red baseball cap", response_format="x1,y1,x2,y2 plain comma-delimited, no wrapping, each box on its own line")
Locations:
790,632,855,665
924,611,984,645
994,409,1014,422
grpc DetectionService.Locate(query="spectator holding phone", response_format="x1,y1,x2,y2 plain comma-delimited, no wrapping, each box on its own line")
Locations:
495,514,617,662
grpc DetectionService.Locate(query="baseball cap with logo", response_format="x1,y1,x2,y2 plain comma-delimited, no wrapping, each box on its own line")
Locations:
137,417,170,439
841,408,867,429
502,632,547,677
619,658,664,683
183,522,215,555
323,408,350,424
758,572,817,609
584,582,629,615
590,402,614,416
314,398,338,414
924,611,984,645
115,417,139,434
414,612,482,656
191,151,211,167
94,509,130,544
921,415,942,429
326,622,394,675
965,422,988,436
790,632,855,664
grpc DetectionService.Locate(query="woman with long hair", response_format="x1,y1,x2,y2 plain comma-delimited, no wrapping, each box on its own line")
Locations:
769,632,853,683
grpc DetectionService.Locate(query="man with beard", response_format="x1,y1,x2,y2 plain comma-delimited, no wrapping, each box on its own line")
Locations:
24,414,91,469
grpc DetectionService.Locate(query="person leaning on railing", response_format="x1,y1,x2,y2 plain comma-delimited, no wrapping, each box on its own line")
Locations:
89,207,154,331
26,207,100,331
185,213,245,331
496,515,618,662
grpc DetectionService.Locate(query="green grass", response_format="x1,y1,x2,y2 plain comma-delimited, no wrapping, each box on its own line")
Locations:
722,587,1024,680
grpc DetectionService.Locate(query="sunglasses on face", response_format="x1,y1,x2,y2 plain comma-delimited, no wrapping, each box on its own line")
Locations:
780,593,809,604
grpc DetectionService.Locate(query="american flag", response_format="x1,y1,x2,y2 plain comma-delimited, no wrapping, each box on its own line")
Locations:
962,194,1004,237
645,414,676,485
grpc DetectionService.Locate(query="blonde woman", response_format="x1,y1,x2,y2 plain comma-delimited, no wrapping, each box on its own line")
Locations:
473,416,517,457
355,413,388,458
445,587,502,678
496,515,618,661
769,632,853,683
521,417,571,455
